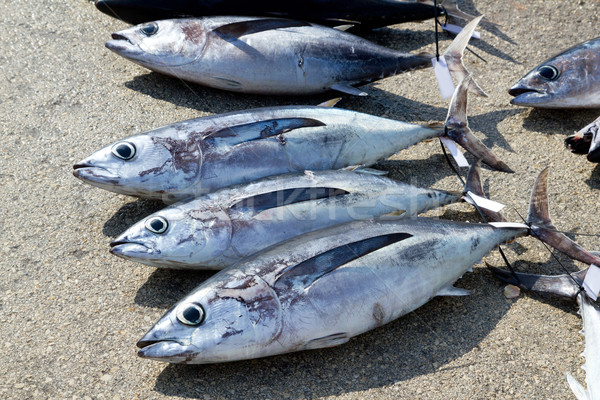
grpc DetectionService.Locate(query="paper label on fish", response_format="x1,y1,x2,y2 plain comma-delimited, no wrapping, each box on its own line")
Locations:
431,55,456,99
583,264,600,301
439,137,469,167
465,191,506,212
488,222,529,229
442,23,481,40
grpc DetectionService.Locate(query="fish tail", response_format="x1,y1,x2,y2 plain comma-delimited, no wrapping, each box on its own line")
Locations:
442,15,487,97
488,265,585,300
526,168,600,266
444,76,513,173
463,160,507,222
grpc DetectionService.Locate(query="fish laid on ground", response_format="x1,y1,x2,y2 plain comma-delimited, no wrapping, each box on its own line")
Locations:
73,76,510,202
508,37,600,108
489,253,600,400
136,168,596,364
105,15,486,96
95,0,473,30
565,116,600,163
110,165,485,269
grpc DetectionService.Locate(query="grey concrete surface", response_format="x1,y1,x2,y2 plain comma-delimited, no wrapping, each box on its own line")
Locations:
1,0,599,398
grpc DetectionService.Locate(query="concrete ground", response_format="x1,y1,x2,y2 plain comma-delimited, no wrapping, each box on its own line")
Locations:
1,0,598,398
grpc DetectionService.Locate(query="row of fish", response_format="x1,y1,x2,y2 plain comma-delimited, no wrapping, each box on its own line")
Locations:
78,2,600,398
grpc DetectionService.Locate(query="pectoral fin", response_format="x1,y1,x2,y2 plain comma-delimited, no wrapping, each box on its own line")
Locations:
214,18,311,40
330,83,368,96
210,117,326,145
436,285,473,297
302,333,350,350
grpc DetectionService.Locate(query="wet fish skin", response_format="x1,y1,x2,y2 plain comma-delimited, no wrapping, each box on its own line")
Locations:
509,37,600,108
94,0,454,30
73,77,509,202
136,217,529,364
565,116,600,163
110,169,475,269
104,16,483,96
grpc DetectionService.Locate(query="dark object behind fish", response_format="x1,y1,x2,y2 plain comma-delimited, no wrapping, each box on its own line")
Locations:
565,116,600,163
94,0,468,29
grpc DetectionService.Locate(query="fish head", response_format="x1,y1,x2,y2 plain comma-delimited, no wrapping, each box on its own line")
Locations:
110,204,233,268
587,121,600,163
509,47,598,108
137,270,282,363
106,19,207,68
73,131,203,201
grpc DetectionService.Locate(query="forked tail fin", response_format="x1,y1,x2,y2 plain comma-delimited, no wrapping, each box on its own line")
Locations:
526,168,600,266
463,160,507,222
444,76,513,173
442,15,487,97
488,266,586,299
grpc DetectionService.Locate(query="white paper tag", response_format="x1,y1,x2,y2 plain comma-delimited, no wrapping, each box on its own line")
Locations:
442,23,481,40
431,55,455,99
583,264,600,301
440,137,469,167
489,222,530,229
465,191,506,213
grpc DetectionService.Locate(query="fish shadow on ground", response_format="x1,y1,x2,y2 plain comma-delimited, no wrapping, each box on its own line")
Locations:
150,268,515,399
124,73,336,114
521,108,600,136
584,163,600,189
102,198,165,238
470,108,521,153
134,268,216,309
458,0,517,46
374,153,455,188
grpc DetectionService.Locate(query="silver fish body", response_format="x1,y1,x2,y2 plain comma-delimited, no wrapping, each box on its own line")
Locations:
110,169,466,269
74,106,445,201
137,217,527,364
105,16,483,96
509,37,600,108
73,76,510,202
565,116,600,163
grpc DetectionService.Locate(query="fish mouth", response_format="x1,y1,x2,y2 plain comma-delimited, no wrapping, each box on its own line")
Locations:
109,240,153,257
565,134,592,155
508,85,548,106
106,32,141,57
72,163,120,185
137,339,195,362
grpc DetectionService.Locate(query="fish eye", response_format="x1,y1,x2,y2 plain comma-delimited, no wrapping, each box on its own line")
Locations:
176,303,205,326
145,216,168,234
141,22,158,36
111,141,136,160
538,65,559,81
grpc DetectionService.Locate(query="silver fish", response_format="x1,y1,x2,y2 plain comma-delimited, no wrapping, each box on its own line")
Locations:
109,166,484,269
489,253,600,400
135,168,587,364
508,37,600,108
73,76,510,203
105,15,486,96
565,116,600,163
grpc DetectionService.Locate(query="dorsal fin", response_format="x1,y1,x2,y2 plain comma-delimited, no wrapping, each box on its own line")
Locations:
273,233,412,290
209,117,326,145
213,19,311,40
230,187,349,214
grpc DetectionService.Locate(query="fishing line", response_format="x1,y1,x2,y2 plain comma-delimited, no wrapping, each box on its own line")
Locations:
439,137,521,283
513,209,586,292
439,135,465,185
434,0,440,60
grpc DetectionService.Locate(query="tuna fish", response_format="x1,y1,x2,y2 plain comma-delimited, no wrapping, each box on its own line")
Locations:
94,0,473,30
104,15,486,96
109,166,484,269
565,116,600,163
135,168,592,364
73,75,510,203
508,37,600,108
489,253,600,400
